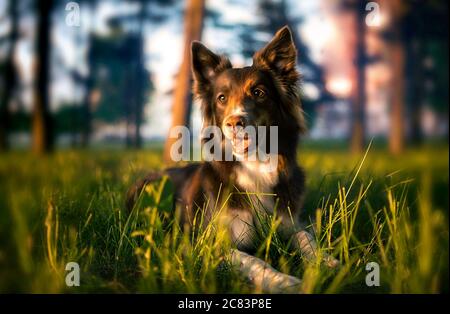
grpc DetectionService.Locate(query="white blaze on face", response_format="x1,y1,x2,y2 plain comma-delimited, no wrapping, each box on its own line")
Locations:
231,126,256,160
222,108,256,158
222,108,246,138
236,156,279,193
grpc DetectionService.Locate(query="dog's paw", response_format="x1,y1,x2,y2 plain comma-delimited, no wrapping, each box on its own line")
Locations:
322,254,340,269
295,230,340,269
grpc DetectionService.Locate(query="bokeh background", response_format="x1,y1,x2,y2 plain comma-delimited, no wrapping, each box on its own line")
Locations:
0,0,448,154
0,0,449,294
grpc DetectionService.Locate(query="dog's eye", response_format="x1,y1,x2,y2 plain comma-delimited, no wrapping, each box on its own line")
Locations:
217,94,227,103
252,88,265,98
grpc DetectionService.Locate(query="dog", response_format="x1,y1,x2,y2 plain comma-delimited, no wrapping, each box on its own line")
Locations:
127,26,339,291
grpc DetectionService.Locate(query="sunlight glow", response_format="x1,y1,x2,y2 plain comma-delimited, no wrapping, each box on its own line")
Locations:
326,77,352,97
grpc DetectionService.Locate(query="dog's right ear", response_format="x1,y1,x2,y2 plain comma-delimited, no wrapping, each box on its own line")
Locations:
191,41,231,98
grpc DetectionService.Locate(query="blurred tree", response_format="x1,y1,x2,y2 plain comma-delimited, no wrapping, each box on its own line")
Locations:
385,0,406,155
54,104,84,145
86,30,148,147
9,110,30,133
79,0,99,148
403,0,449,144
0,0,19,151
32,0,54,154
133,0,147,148
378,0,449,153
80,31,94,148
72,1,131,147
350,0,367,153
84,0,170,148
335,0,369,153
163,0,205,164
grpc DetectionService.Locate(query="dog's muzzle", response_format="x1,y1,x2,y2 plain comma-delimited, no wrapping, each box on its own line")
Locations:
222,114,254,156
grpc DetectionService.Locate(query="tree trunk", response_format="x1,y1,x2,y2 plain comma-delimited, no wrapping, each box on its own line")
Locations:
389,43,405,155
80,80,93,148
134,2,147,149
80,33,94,148
407,30,424,145
79,1,99,148
163,0,205,164
350,0,366,154
134,68,143,149
32,0,53,154
388,0,405,155
125,65,135,148
0,1,19,152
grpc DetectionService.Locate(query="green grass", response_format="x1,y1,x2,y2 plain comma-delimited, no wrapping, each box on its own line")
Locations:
0,145,448,293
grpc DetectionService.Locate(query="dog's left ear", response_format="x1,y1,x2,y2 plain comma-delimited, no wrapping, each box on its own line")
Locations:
254,26,305,134
191,41,232,97
191,41,232,128
253,26,297,77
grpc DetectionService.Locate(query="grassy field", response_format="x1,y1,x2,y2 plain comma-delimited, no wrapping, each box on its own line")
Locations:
0,144,448,293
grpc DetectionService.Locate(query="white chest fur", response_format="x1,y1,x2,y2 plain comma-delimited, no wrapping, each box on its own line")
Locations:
235,158,279,193
234,158,279,213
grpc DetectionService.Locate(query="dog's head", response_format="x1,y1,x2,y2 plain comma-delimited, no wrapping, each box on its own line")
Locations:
192,26,305,158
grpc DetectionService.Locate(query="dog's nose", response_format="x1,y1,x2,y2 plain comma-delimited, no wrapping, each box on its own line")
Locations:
225,115,246,129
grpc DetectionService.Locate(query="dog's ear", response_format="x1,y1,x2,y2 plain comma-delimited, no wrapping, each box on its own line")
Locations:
253,26,297,79
253,26,305,134
191,41,231,98
191,42,231,127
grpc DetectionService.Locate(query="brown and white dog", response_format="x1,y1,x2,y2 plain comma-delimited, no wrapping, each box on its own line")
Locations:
127,26,338,292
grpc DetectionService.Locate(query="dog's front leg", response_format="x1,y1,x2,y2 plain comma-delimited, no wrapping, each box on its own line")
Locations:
229,249,302,293
278,217,340,268
292,229,340,268
222,210,302,293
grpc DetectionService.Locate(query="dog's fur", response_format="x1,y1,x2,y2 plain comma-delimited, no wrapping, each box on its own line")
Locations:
127,27,337,269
